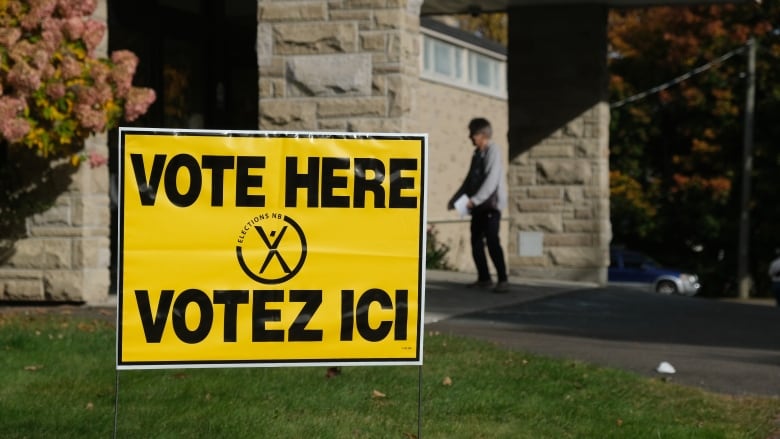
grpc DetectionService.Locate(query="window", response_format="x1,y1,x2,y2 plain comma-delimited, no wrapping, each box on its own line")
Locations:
470,52,498,89
433,39,453,75
425,37,463,80
421,31,506,98
623,253,644,269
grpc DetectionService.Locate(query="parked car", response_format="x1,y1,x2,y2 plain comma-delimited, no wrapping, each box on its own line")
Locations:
608,247,701,296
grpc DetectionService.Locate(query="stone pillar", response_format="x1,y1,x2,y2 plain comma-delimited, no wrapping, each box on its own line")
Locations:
0,1,112,304
506,5,611,284
257,0,422,132
0,146,111,304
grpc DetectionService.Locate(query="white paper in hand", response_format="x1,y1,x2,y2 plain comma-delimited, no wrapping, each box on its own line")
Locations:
454,194,470,217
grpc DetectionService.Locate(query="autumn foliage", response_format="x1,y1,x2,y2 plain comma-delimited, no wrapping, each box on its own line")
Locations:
609,3,780,294
456,12,507,46
0,0,155,160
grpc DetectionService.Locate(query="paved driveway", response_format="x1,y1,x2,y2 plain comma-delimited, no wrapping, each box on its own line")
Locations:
424,270,780,397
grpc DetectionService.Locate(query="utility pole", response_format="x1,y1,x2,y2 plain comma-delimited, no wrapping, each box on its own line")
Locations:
737,38,756,299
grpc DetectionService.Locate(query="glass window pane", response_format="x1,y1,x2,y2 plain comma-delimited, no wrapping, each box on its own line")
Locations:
495,63,504,91
423,36,431,71
454,48,462,79
433,40,451,76
475,55,492,87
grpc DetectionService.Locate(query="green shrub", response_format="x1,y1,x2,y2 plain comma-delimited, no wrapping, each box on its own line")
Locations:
426,224,452,270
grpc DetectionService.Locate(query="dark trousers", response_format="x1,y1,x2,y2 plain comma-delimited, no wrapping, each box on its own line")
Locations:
470,209,507,283
772,281,780,307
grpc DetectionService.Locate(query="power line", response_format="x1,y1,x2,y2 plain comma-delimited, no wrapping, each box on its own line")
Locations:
609,44,749,109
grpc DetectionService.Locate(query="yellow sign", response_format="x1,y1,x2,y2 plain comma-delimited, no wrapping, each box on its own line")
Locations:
117,129,427,369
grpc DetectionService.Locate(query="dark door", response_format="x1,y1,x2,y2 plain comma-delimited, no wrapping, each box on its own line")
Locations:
108,0,257,130
107,0,258,292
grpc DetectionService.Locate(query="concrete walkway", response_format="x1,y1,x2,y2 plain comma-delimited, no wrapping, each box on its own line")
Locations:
424,269,595,324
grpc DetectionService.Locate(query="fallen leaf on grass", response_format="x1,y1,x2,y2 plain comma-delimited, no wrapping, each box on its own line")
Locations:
442,376,453,386
325,367,341,379
616,418,623,427
24,364,43,371
78,322,97,333
372,389,386,399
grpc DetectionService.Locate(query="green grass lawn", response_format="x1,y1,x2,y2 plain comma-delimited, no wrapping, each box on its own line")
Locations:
1,309,778,438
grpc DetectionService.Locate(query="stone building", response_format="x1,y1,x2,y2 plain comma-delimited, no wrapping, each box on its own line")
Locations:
0,0,747,304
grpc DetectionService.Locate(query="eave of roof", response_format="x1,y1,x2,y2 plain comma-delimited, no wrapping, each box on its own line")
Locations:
420,17,507,55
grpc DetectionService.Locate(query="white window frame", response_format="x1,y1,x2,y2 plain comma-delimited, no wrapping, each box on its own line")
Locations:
420,27,507,99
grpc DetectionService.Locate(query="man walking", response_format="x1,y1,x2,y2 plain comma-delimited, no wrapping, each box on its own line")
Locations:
769,249,780,306
447,118,509,293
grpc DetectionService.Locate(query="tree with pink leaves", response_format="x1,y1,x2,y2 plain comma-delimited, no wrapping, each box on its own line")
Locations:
0,0,156,255
0,0,155,160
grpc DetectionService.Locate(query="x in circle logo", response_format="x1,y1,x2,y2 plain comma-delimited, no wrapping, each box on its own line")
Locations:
256,225,292,274
236,214,307,284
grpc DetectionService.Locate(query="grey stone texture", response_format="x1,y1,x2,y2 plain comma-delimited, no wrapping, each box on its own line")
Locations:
0,132,112,304
507,5,611,283
286,54,372,96
258,0,422,132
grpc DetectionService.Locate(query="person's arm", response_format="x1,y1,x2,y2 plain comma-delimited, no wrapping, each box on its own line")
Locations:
469,143,502,207
447,169,470,209
770,259,780,278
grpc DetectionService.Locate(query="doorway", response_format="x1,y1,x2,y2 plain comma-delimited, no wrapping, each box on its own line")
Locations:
107,0,258,292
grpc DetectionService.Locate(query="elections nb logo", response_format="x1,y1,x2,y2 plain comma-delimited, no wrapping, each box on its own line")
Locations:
236,213,307,284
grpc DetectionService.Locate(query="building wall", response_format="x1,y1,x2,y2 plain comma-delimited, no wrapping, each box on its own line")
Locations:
257,0,423,133
408,79,509,274
507,5,611,283
0,1,613,303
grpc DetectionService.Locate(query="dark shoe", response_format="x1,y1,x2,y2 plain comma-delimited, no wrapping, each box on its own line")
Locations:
467,280,493,289
493,281,510,293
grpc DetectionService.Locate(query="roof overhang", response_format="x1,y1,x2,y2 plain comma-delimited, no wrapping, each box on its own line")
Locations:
421,0,759,16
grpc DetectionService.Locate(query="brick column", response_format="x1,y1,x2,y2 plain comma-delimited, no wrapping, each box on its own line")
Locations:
257,0,422,132
506,5,611,284
0,1,112,303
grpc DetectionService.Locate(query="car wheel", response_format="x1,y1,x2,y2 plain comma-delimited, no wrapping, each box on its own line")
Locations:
656,280,677,294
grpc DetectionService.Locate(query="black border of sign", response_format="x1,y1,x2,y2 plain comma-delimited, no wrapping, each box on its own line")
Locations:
116,127,428,370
